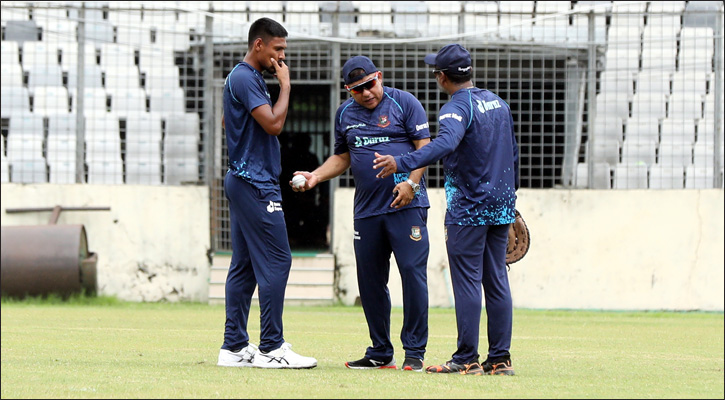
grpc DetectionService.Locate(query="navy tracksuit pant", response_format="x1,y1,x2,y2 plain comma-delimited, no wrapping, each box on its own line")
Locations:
222,173,292,353
353,207,429,361
446,224,513,364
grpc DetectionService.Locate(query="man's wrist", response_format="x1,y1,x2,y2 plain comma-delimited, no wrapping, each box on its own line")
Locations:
406,179,421,194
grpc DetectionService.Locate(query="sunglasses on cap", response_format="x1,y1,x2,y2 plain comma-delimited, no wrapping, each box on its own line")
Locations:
346,75,379,94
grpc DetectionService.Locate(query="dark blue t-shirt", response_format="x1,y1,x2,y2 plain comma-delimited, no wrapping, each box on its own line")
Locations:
223,62,281,191
335,86,431,219
396,88,519,226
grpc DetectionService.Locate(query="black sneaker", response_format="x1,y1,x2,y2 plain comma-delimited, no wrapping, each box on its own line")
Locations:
426,360,479,374
345,356,396,369
480,358,515,376
402,357,423,372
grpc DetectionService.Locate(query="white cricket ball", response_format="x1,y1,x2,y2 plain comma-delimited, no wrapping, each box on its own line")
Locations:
292,174,307,188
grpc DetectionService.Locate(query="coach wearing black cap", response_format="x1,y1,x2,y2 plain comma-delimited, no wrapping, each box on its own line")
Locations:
374,44,520,376
290,55,433,372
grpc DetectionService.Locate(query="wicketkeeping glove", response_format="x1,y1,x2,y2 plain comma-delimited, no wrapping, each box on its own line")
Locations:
506,209,530,264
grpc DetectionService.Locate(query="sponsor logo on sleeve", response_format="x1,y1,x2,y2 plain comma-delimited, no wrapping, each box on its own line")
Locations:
439,113,463,122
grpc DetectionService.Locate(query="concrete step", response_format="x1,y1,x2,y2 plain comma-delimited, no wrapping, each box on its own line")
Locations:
209,253,335,306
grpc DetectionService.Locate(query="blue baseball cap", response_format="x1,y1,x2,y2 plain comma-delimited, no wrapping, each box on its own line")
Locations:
342,56,379,85
423,44,472,75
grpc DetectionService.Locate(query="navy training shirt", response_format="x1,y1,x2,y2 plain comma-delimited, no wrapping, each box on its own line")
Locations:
335,86,431,219
395,88,519,226
223,62,281,190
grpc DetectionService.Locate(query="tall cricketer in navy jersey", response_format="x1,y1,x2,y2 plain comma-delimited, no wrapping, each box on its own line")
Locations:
374,44,519,376
217,18,316,370
291,56,431,372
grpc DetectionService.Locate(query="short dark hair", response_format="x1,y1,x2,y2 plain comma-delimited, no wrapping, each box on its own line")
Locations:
347,68,367,83
247,18,288,50
444,70,473,84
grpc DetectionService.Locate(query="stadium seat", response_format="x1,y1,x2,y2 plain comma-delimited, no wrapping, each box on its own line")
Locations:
658,142,692,167
660,118,696,145
100,43,137,69
77,88,110,113
109,88,147,116
592,115,624,144
148,87,185,114
600,71,635,98
621,138,656,165
679,27,714,72
104,66,141,95
66,64,104,89
47,114,79,184
114,25,152,48
534,1,571,43
356,1,393,36
624,117,659,143
10,160,48,183
164,157,199,185
319,1,358,37
462,1,498,38
33,86,71,114
392,1,428,38
125,160,162,185
124,113,163,165
630,93,667,120
286,1,321,37
1,62,24,87
649,164,684,189
685,165,714,189
59,43,99,71
144,65,181,93
588,136,620,166
613,162,648,189
248,1,283,25
87,158,124,184
668,93,703,120
78,21,115,48
692,140,715,168
671,71,709,97
498,1,534,41
26,64,64,89
571,1,609,44
21,41,60,67
1,41,21,64
426,1,460,36
595,92,630,120
4,20,41,43
6,114,46,183
0,86,32,116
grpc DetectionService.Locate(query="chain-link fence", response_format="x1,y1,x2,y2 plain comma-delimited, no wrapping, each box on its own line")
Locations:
2,1,723,252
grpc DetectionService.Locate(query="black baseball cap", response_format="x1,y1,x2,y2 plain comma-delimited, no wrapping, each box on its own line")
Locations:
342,56,379,85
423,44,472,75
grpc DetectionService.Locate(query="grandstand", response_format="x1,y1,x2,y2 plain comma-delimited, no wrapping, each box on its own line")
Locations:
1,1,723,252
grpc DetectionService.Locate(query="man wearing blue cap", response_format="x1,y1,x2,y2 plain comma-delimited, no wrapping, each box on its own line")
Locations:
291,55,432,372
373,44,519,376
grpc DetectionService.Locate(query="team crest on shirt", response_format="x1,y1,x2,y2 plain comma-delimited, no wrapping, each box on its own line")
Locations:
409,226,422,241
377,115,390,128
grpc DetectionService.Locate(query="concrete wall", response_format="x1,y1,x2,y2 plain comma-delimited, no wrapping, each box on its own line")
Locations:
3,183,722,311
1,183,211,302
332,188,725,311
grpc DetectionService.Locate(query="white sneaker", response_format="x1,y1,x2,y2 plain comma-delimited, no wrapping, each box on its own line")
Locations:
252,342,317,369
217,343,258,367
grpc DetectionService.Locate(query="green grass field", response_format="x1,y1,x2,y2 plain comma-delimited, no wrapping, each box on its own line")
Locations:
1,297,723,399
